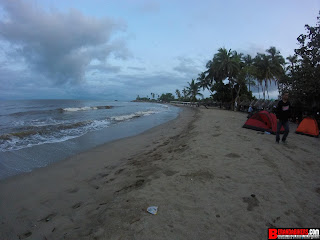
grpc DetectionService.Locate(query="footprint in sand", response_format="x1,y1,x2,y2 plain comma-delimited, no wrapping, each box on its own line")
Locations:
242,195,259,211
18,231,32,239
72,202,82,209
115,179,145,193
98,173,109,178
160,140,170,146
225,153,241,158
266,222,276,228
152,153,162,160
115,168,124,175
173,145,187,153
105,178,115,184
163,169,179,177
88,184,99,190
237,134,251,141
180,170,214,182
67,187,79,193
212,133,221,137
39,213,57,222
272,216,281,223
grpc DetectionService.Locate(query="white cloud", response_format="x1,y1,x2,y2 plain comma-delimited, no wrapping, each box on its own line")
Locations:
0,0,129,85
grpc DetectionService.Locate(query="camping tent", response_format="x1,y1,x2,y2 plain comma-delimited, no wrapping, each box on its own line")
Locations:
295,117,319,137
243,110,284,134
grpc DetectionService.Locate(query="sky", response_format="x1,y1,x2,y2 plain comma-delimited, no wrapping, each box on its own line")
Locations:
0,0,319,100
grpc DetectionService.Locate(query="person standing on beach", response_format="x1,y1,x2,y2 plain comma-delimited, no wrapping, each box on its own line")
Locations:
276,92,291,143
247,105,253,118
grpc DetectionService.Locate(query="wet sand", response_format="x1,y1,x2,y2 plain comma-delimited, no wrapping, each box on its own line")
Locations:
0,107,319,239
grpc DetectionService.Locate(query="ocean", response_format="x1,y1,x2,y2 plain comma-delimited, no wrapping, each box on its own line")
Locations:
0,100,180,179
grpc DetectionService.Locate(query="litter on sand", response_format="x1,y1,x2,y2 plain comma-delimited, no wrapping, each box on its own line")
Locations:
147,206,158,215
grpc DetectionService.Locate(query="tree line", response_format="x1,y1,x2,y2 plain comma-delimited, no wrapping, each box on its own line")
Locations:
137,13,320,114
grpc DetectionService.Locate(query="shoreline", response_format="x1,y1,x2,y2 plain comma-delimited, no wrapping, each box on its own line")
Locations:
0,106,191,183
0,102,180,180
1,107,319,239
0,106,198,239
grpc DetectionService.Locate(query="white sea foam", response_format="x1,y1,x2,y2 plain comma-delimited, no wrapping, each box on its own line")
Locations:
1,108,165,152
63,106,98,112
0,119,111,152
111,110,157,121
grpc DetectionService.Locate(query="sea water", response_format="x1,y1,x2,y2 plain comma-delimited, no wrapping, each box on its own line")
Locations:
0,100,180,179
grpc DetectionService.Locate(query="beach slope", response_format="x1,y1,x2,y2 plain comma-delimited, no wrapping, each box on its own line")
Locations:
0,107,319,240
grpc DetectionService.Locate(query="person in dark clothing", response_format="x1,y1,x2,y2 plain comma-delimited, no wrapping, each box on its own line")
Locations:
276,92,291,143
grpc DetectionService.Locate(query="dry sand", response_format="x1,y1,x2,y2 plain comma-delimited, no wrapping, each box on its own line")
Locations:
0,107,319,240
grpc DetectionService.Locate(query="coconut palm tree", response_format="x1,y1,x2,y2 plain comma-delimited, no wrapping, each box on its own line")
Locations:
267,47,285,67
196,72,213,95
242,54,257,92
186,79,203,102
212,48,241,108
286,55,298,73
182,88,188,101
175,89,181,100
253,47,285,99
267,46,285,82
214,48,240,81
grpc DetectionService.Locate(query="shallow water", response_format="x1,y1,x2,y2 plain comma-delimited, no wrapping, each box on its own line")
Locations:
0,100,180,179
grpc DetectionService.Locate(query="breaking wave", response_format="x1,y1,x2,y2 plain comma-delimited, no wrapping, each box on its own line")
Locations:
110,111,157,121
0,119,111,152
6,105,113,117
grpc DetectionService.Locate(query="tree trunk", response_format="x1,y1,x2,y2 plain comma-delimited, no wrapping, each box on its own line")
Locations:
230,85,234,110
206,87,213,96
235,87,241,111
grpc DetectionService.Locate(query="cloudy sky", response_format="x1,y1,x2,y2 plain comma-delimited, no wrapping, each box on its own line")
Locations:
0,0,319,100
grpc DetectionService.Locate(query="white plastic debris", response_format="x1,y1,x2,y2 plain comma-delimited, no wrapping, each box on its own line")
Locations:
147,206,158,215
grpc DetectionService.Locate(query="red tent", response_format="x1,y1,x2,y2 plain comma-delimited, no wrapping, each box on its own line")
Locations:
243,110,284,134
296,117,319,137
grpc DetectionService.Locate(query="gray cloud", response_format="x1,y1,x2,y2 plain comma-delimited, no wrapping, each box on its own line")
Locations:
173,56,203,76
127,66,146,71
0,64,189,100
0,0,129,85
236,43,270,58
87,63,121,74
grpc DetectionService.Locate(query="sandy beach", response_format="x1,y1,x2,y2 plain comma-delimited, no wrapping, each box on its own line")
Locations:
0,107,319,240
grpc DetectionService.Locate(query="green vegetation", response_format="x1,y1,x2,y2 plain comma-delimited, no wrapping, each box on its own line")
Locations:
279,14,320,114
136,13,320,114
159,93,175,102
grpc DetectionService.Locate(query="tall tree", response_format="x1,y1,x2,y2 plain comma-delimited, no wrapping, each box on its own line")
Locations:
175,89,181,100
182,88,188,101
186,79,203,102
253,47,285,99
286,55,298,73
159,93,175,102
242,54,256,92
212,48,241,108
279,12,320,113
196,72,213,95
